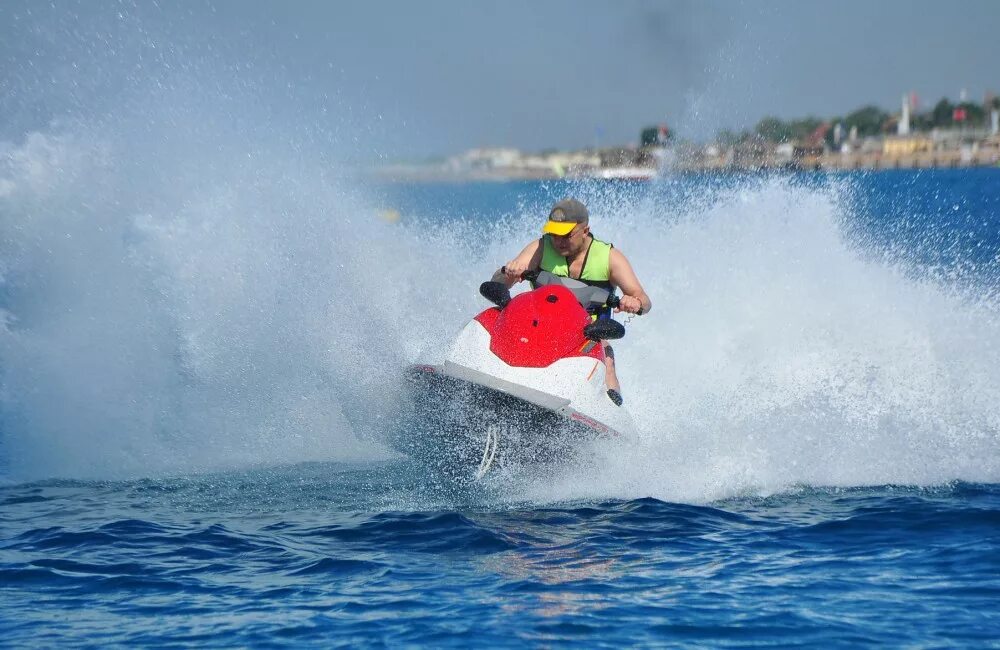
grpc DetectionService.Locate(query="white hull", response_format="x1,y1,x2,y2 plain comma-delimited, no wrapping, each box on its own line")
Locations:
401,318,636,480
440,320,636,437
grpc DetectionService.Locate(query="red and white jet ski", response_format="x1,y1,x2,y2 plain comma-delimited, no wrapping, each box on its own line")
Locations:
404,269,636,480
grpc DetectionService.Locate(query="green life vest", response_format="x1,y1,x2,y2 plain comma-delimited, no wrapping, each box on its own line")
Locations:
538,234,613,290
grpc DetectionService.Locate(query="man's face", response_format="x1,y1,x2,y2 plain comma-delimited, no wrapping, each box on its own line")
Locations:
550,223,588,256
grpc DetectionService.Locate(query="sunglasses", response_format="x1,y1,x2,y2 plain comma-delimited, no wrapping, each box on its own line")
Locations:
552,224,585,239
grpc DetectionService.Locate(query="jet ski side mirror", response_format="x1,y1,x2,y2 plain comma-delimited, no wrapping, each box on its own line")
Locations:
479,281,511,308
583,319,625,341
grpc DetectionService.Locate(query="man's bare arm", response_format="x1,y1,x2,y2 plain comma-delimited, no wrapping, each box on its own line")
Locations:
608,248,652,314
492,238,544,287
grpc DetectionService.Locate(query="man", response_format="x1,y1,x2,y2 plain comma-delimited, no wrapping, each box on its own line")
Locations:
492,198,652,406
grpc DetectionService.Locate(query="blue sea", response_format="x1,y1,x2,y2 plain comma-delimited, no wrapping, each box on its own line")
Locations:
2,150,1000,646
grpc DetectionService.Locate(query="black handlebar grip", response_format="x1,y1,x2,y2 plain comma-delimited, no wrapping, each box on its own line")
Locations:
501,266,539,282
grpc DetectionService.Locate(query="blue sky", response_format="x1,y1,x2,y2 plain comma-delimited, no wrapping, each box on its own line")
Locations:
1,0,997,159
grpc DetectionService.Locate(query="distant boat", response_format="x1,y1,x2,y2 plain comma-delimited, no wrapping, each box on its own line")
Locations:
589,166,657,181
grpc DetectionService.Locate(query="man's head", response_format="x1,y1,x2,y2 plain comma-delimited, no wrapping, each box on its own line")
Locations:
543,198,590,256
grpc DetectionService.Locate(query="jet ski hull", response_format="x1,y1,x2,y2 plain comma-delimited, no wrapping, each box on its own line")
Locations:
402,363,622,481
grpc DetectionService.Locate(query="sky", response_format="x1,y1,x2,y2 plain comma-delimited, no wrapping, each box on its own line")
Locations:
1,0,998,160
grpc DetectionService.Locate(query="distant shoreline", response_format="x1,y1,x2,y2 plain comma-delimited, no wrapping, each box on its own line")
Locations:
377,136,1000,182
375,158,1000,183
674,148,1000,174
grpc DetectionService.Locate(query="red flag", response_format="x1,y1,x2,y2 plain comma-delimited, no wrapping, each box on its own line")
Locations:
953,108,967,122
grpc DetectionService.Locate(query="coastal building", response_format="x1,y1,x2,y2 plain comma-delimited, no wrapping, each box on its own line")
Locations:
930,126,993,149
883,136,932,157
447,148,521,172
384,90,1000,180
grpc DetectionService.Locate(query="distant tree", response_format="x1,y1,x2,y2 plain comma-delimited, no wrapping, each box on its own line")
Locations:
911,110,934,132
733,94,994,148
843,105,890,137
755,116,793,142
754,116,824,143
790,117,824,141
715,129,741,146
956,102,985,125
931,98,954,127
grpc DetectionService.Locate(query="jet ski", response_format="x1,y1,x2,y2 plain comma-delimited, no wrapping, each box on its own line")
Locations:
402,269,636,480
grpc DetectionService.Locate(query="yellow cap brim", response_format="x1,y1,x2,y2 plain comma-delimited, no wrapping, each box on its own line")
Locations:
542,220,577,236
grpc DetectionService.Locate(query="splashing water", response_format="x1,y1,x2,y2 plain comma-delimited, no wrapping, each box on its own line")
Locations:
517,175,1000,503
2,118,999,503
0,112,507,476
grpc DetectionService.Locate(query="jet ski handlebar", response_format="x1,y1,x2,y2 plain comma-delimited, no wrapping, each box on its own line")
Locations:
482,269,632,340
501,266,539,283
500,266,624,310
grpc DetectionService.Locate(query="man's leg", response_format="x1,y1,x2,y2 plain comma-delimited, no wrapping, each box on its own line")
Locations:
602,341,623,406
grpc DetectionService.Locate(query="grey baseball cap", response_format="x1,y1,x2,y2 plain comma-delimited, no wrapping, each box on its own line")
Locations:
543,198,589,235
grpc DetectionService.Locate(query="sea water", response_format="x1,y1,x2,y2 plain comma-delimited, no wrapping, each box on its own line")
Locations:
2,3,999,642
2,148,999,645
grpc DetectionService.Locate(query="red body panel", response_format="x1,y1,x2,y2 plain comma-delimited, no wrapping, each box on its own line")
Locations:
473,285,605,368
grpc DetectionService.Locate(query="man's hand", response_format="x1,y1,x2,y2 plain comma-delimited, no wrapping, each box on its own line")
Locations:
503,260,530,282
615,295,643,314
